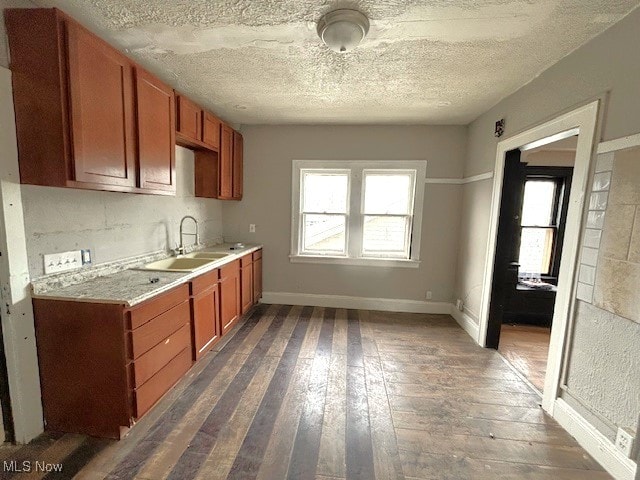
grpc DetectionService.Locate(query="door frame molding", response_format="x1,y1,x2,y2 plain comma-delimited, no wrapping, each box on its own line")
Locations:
477,100,600,414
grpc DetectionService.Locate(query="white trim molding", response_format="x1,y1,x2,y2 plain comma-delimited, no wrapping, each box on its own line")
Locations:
424,171,494,185
597,132,640,154
554,399,637,480
261,292,451,314
477,100,600,416
289,255,420,268
449,305,480,341
290,160,427,266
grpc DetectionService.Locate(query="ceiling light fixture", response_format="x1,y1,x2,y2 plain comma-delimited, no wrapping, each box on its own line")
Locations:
317,9,369,53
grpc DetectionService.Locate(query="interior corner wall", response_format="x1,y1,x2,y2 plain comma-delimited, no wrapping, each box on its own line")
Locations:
222,125,466,305
454,4,640,449
455,5,640,323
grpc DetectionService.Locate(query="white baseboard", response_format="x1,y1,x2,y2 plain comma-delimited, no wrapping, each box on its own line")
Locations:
261,292,451,314
553,399,637,480
449,305,480,343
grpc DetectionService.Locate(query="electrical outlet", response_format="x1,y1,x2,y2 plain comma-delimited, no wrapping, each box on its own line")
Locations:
249,224,256,233
426,291,433,300
81,249,92,265
456,299,464,311
615,427,635,458
43,250,83,274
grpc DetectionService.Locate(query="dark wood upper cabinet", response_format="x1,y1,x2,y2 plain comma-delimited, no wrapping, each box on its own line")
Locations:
5,8,176,196
135,68,176,193
232,131,243,200
176,95,202,145
67,21,136,188
219,124,234,200
202,112,221,150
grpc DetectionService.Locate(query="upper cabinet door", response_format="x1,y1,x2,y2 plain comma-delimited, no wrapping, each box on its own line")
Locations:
135,68,176,194
219,124,234,199
66,21,136,188
202,112,221,150
176,95,202,142
232,131,243,200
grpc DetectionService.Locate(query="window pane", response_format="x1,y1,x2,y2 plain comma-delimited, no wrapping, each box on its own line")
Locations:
303,214,346,253
363,173,413,214
521,180,556,226
302,172,348,213
362,215,409,255
518,227,555,275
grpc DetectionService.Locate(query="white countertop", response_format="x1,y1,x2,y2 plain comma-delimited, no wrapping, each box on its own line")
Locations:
31,244,262,307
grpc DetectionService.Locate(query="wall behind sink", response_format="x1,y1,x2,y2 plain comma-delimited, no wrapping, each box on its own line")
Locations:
21,146,224,279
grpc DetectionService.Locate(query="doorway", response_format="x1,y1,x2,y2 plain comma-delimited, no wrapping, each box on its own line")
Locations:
489,139,576,391
477,101,599,413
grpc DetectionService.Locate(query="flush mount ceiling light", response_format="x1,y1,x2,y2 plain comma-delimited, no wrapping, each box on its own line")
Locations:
317,9,370,53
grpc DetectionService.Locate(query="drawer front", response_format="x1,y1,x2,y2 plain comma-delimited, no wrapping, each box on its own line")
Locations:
134,347,191,418
129,300,190,359
190,269,219,296
239,254,253,268
252,249,262,261
129,284,189,330
132,323,191,387
220,259,240,280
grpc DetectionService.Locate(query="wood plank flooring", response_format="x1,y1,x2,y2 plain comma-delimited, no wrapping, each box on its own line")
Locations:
499,324,552,392
0,305,609,480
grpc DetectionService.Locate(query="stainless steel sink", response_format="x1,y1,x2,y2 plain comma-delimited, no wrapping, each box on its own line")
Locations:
182,252,231,260
138,257,215,272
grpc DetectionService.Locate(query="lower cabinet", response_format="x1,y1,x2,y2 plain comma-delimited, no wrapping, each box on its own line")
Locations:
31,249,263,439
190,269,221,360
240,254,254,314
253,249,263,303
220,260,242,335
32,284,193,439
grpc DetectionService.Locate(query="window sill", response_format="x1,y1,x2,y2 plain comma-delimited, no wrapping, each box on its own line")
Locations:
289,255,420,268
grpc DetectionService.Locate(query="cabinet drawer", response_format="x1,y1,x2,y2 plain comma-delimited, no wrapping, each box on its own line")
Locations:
132,323,191,387
239,254,253,268
134,347,191,418
252,249,262,261
129,300,190,359
129,284,189,329
220,260,240,280
190,269,219,296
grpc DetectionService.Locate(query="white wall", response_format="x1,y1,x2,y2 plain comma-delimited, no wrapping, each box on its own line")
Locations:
223,125,466,304
455,5,640,445
21,147,224,279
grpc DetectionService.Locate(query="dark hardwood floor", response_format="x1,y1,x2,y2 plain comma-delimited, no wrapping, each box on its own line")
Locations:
0,305,609,480
499,324,552,393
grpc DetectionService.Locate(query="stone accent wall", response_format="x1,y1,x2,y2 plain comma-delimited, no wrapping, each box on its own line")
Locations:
594,146,640,323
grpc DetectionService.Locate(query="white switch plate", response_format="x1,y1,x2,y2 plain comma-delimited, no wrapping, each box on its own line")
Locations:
426,291,433,300
44,250,83,274
249,224,256,233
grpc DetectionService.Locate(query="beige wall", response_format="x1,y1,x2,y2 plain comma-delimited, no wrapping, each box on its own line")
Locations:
223,125,466,303
456,6,640,442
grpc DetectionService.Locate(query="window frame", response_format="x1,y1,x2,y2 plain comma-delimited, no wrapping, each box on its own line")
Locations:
290,160,427,268
518,166,573,281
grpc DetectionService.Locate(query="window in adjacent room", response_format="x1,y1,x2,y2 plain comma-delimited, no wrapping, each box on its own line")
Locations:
291,161,426,267
517,168,573,279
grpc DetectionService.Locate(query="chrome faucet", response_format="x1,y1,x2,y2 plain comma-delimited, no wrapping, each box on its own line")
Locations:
178,216,199,255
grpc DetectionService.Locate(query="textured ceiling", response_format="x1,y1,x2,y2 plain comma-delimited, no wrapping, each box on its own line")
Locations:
33,0,640,125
